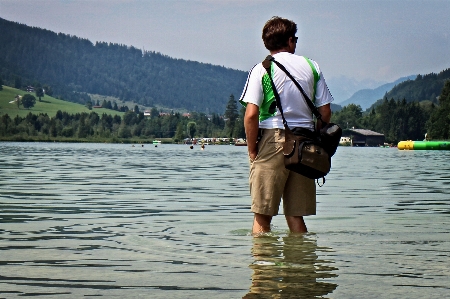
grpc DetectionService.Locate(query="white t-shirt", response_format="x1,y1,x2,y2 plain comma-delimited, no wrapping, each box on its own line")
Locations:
239,52,333,130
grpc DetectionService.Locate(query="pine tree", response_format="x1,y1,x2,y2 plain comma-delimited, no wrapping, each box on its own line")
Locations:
224,94,238,137
426,80,450,139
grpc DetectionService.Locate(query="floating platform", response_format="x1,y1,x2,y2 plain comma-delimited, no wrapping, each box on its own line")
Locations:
398,140,450,150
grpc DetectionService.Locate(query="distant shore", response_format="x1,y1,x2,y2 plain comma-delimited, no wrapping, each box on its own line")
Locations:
0,137,238,145
0,137,173,144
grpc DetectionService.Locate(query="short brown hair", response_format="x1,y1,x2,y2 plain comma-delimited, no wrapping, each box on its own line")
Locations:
262,16,297,51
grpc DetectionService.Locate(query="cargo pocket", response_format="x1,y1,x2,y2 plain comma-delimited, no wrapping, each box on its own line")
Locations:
274,129,285,153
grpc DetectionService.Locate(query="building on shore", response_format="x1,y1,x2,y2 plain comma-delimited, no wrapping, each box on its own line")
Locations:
342,129,385,147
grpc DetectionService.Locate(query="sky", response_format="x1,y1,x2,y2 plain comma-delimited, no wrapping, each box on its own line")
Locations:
1,0,450,94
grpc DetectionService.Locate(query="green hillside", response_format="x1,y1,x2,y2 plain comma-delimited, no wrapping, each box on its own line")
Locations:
0,85,123,118
0,84,230,144
0,17,247,114
368,68,450,110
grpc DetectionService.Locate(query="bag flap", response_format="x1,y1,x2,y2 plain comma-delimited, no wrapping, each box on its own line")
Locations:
283,139,296,157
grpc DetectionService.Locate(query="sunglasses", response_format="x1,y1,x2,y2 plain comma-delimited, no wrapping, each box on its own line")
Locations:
292,36,298,43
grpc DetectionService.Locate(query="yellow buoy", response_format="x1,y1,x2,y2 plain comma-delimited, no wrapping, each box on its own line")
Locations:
397,140,414,150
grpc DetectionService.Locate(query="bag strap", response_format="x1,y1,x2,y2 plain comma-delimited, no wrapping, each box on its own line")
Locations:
262,56,291,131
262,55,325,125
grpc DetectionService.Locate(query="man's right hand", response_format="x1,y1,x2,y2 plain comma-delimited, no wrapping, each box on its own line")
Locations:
248,150,258,162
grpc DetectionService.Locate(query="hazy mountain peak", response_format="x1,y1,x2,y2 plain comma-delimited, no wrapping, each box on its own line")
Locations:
336,75,417,110
326,75,387,104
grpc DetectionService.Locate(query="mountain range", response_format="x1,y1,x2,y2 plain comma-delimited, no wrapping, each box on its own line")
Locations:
336,75,417,110
326,75,386,104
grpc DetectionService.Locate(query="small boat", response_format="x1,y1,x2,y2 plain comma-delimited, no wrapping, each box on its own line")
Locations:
234,138,247,146
235,142,247,146
152,140,162,145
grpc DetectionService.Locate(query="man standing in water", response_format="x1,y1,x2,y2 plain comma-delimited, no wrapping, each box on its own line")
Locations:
239,16,333,234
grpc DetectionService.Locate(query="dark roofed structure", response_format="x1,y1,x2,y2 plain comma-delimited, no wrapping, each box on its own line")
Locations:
344,129,385,147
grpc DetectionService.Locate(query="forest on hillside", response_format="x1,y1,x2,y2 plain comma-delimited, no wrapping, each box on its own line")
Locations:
369,68,450,109
0,17,247,113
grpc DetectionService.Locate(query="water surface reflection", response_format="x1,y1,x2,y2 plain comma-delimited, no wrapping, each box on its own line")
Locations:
244,234,337,298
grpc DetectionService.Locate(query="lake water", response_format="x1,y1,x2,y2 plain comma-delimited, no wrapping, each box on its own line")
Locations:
0,142,449,298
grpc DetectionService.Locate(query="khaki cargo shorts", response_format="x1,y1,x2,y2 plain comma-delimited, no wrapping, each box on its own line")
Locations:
249,128,316,216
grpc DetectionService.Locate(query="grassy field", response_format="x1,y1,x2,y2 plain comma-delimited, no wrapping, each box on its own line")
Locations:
0,85,124,118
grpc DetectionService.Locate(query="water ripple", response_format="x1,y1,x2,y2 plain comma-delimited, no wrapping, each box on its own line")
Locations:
1,143,449,298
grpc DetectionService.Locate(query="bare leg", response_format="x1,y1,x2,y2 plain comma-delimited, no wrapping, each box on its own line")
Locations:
285,215,307,233
252,213,272,234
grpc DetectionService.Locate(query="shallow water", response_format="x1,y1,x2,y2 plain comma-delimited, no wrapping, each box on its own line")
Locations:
0,142,449,298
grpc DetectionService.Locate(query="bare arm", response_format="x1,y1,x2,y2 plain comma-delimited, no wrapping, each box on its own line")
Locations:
244,103,259,161
316,103,331,130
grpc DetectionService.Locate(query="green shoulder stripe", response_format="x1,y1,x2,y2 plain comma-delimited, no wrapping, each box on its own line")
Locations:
304,57,320,103
239,63,276,122
259,63,277,122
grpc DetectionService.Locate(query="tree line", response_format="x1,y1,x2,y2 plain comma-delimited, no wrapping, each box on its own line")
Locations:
0,95,245,142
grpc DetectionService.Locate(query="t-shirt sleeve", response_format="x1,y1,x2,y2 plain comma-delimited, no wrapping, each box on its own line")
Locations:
309,59,334,108
239,64,264,107
315,74,334,107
